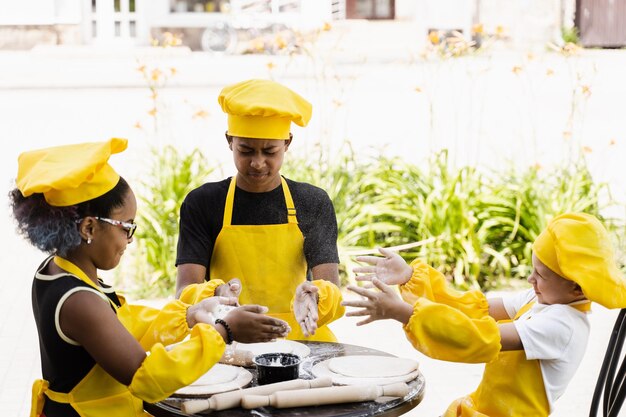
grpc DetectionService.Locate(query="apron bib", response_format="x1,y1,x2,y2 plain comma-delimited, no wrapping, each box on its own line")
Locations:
31,257,149,417
445,300,591,417
210,176,335,341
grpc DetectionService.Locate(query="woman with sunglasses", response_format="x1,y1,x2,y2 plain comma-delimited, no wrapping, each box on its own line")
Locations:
10,138,289,417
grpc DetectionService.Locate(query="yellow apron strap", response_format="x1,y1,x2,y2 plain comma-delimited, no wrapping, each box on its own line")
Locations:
31,379,71,417
281,177,298,225
53,256,118,311
223,176,237,227
31,379,49,417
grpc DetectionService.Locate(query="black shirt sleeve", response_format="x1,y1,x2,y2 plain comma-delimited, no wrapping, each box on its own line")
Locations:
288,179,340,268
175,179,229,268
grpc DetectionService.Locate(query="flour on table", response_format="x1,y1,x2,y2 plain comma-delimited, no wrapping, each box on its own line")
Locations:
328,355,419,378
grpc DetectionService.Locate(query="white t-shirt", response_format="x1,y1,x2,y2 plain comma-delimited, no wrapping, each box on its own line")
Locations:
502,288,591,411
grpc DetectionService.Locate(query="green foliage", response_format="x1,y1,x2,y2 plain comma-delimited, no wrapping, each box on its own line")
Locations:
130,146,218,297
283,145,623,290
561,26,580,45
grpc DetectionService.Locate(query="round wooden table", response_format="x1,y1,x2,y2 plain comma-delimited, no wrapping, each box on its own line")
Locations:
144,341,425,417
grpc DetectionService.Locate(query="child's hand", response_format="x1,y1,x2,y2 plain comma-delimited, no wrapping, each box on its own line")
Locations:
293,281,319,337
354,247,413,286
215,278,242,301
187,295,238,327
224,305,291,343
342,278,413,325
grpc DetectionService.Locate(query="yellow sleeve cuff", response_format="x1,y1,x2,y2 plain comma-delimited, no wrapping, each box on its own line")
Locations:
403,298,500,363
401,259,489,319
179,280,226,305
311,280,345,328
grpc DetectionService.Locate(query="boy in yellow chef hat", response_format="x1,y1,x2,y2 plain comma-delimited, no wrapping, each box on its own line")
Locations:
11,138,289,417
342,212,626,417
175,79,345,342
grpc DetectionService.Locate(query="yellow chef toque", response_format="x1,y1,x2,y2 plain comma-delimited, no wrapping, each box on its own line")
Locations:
532,212,626,309
16,138,128,207
218,79,312,140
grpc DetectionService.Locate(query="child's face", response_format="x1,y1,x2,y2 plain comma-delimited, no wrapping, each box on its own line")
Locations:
528,254,585,305
228,136,290,192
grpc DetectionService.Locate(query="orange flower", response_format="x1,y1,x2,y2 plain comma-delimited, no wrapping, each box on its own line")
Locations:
136,64,146,73
609,139,616,146
148,108,157,117
546,68,554,76
472,24,484,35
170,67,177,76
133,121,143,129
266,61,276,70
414,86,422,93
582,146,592,153
581,85,591,97
151,69,162,82
193,109,209,119
495,25,506,38
322,22,332,32
511,66,523,74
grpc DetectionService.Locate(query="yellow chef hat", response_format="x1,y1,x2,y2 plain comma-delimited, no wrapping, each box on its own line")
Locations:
532,212,626,308
218,79,312,140
16,138,127,207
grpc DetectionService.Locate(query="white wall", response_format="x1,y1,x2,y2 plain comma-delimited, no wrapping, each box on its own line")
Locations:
0,0,81,25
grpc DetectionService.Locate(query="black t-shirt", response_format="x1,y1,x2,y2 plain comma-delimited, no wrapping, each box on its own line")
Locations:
176,177,339,277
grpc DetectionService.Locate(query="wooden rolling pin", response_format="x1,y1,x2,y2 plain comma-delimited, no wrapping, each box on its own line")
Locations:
181,377,332,414
241,382,409,409
218,349,254,366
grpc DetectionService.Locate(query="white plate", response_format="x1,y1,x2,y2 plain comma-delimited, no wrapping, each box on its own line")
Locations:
174,364,252,397
311,357,419,386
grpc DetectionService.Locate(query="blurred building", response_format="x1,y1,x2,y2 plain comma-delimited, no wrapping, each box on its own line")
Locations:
0,0,597,51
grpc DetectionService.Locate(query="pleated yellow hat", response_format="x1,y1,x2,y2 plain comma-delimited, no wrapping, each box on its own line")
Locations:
532,212,626,308
16,138,127,207
218,79,312,140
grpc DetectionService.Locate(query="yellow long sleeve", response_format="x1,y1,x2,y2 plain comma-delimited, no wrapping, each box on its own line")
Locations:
401,259,489,319
403,298,501,363
129,323,225,403
117,300,191,350
179,279,226,305
311,279,345,328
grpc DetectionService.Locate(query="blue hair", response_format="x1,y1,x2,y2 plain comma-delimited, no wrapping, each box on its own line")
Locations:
9,177,130,256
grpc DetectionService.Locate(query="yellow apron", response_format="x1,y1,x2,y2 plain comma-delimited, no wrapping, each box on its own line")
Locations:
210,176,335,342
31,257,148,417
445,300,591,417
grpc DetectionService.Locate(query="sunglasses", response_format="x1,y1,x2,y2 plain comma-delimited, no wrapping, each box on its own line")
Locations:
94,217,137,239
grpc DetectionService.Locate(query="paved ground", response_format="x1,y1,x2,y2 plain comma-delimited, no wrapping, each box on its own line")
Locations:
1,20,625,416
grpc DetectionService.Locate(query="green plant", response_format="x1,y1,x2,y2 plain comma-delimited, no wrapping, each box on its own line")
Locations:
127,146,219,297
561,26,580,45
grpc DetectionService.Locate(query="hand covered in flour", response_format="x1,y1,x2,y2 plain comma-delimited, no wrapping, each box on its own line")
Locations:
342,278,414,325
293,281,319,337
354,247,413,286
215,278,242,300
186,296,239,328
223,305,290,343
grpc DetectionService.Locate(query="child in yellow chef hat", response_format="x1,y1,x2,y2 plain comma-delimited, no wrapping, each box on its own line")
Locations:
342,213,626,417
175,79,345,341
10,138,289,417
